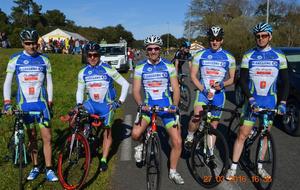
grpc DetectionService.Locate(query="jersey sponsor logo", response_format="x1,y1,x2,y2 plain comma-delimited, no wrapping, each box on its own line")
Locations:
257,55,263,60
260,81,266,89
143,72,168,79
208,55,213,59
24,74,39,81
29,87,35,95
88,71,93,75
89,83,102,87
147,81,162,87
19,66,44,72
251,60,278,67
23,60,30,64
202,60,226,67
206,69,220,75
147,67,152,72
256,71,272,75
85,75,107,81
94,94,100,100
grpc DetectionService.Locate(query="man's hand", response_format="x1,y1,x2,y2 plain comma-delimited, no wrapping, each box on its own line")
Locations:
111,100,122,110
4,103,12,115
169,105,179,113
249,97,259,112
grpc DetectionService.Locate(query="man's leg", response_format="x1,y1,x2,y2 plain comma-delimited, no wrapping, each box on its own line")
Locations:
131,118,149,163
100,128,112,171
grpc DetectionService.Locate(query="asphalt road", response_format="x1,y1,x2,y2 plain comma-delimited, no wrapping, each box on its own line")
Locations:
111,59,300,190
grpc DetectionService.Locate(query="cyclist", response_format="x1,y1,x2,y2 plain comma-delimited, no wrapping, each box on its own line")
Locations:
184,26,236,167
131,35,184,185
3,28,58,181
173,41,192,75
226,22,289,180
76,41,129,172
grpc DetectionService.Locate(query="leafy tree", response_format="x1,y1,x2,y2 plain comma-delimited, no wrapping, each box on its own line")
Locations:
44,10,67,27
0,9,10,33
161,33,178,48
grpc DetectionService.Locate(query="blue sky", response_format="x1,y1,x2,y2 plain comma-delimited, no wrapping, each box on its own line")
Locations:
2,0,190,40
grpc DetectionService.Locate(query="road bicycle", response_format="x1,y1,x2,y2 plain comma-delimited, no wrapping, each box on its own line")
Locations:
189,102,235,188
236,108,278,190
135,105,179,190
57,107,103,190
1,109,42,190
178,73,191,112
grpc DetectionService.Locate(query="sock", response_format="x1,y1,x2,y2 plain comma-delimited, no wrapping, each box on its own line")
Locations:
231,162,238,170
46,166,52,171
188,131,195,137
169,168,176,174
101,157,107,163
209,148,214,156
258,163,263,169
33,165,39,168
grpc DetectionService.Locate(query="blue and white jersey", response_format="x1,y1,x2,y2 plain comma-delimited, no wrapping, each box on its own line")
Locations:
192,48,236,91
78,62,118,103
6,51,51,103
134,58,177,105
241,46,287,97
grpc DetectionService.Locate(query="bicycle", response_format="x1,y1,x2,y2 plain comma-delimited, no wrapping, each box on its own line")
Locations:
189,102,235,188
135,105,179,190
238,108,278,190
1,109,42,190
57,107,103,190
178,73,191,112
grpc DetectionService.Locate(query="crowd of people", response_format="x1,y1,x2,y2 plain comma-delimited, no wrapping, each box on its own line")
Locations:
2,21,289,188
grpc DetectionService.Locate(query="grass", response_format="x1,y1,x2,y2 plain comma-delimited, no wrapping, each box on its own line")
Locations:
0,48,129,189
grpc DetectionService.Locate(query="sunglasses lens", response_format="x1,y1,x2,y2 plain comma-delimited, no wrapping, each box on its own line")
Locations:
24,42,36,46
88,53,99,58
147,47,160,51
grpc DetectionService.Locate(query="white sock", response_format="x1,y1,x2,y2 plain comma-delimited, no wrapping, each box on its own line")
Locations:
231,163,237,170
209,148,214,156
188,131,195,137
170,168,176,174
258,163,263,169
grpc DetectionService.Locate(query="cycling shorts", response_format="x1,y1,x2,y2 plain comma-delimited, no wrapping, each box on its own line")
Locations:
83,99,114,128
194,90,225,120
241,95,276,126
20,101,50,128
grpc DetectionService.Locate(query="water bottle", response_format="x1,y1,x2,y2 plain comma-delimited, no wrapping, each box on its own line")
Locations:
248,126,257,139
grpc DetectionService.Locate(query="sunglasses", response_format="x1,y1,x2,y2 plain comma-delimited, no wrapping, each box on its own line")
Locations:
88,53,100,58
147,47,160,52
255,34,269,39
24,42,37,46
209,37,223,42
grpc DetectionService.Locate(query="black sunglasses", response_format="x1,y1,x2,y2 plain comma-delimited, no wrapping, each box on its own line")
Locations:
147,47,160,52
24,42,37,46
209,37,223,42
255,34,269,39
88,53,100,58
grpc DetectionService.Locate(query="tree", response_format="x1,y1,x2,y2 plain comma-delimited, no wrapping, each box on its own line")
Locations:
0,9,10,33
160,33,178,48
44,10,67,27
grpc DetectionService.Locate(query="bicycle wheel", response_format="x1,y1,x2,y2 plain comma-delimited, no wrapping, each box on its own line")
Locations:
190,128,229,188
254,133,275,190
57,132,91,190
179,83,191,112
145,133,161,190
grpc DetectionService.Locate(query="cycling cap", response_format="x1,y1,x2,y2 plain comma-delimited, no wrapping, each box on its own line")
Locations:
252,22,273,35
20,28,39,42
144,35,163,47
85,41,101,53
182,41,191,48
207,26,224,38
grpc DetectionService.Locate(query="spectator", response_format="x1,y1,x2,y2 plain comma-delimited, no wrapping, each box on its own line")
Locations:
127,47,134,71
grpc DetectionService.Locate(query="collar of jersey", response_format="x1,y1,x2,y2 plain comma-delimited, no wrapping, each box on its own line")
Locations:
256,45,271,52
146,58,162,65
88,61,102,68
23,50,38,57
209,47,223,53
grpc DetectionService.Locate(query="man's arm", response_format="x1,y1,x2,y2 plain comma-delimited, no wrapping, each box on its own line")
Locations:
46,72,53,103
170,76,180,106
133,78,143,105
3,72,13,102
175,59,179,73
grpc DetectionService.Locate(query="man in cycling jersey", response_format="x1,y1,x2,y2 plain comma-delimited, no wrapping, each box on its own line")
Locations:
3,28,58,181
173,41,192,75
76,41,129,171
226,22,289,180
184,26,236,168
131,35,184,185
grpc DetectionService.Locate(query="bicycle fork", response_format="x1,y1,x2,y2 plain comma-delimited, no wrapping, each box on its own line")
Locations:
14,131,28,165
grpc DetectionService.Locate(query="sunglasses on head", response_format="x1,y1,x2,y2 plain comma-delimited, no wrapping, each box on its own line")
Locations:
209,37,223,42
88,53,100,58
255,34,269,39
24,41,37,46
147,47,160,52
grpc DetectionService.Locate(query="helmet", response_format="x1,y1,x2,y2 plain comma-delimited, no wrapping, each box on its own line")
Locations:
252,22,273,35
144,35,163,47
20,28,39,42
207,26,224,38
182,41,191,48
85,41,101,53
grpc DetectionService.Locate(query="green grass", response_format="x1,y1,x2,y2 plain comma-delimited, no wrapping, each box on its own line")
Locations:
0,48,128,189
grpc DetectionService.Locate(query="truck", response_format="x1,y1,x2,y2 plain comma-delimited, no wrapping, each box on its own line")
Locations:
99,42,129,73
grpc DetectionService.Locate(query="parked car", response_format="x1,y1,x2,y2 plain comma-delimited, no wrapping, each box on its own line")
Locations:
234,47,300,136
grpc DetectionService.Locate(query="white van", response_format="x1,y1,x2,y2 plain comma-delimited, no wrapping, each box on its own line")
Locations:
99,43,129,73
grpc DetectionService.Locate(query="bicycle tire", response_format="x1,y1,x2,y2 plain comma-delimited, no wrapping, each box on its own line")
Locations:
57,132,91,190
254,133,275,190
179,83,191,112
190,128,229,188
146,133,161,190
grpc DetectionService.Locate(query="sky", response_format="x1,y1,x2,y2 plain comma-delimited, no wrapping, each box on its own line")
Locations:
1,0,191,40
